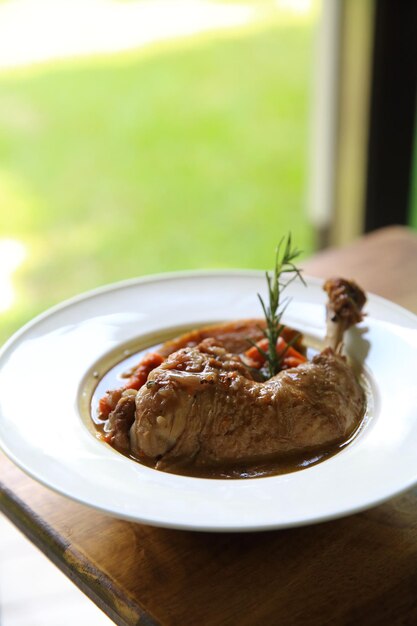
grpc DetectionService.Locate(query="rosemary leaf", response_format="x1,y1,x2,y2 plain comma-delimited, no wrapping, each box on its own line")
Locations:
256,234,305,378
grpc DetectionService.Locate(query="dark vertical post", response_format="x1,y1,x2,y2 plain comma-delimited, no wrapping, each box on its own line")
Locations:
365,0,417,231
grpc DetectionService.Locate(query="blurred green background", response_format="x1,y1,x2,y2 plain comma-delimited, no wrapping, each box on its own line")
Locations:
0,1,319,344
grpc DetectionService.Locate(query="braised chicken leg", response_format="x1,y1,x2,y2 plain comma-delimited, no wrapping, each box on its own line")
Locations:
126,278,367,471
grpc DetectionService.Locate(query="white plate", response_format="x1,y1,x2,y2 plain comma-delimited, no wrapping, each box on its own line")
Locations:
1,271,417,532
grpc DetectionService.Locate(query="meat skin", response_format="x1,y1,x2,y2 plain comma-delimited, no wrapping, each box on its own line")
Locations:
106,389,136,451
130,339,365,469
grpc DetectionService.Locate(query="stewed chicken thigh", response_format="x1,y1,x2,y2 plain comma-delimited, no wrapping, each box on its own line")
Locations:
103,278,366,474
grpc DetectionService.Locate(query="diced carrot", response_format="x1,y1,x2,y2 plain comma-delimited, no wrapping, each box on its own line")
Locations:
244,338,269,366
124,352,164,391
276,337,307,363
244,334,306,371
125,376,141,390
281,356,305,370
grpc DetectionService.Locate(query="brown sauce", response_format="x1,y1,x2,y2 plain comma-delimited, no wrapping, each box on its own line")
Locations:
87,329,369,480
134,444,353,479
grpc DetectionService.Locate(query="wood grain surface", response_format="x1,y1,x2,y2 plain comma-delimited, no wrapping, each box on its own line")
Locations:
1,226,417,626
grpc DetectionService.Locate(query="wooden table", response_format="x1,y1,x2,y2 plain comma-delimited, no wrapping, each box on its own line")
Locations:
1,225,417,626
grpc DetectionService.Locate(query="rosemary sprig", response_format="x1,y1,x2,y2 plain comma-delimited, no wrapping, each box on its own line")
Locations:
258,234,306,378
